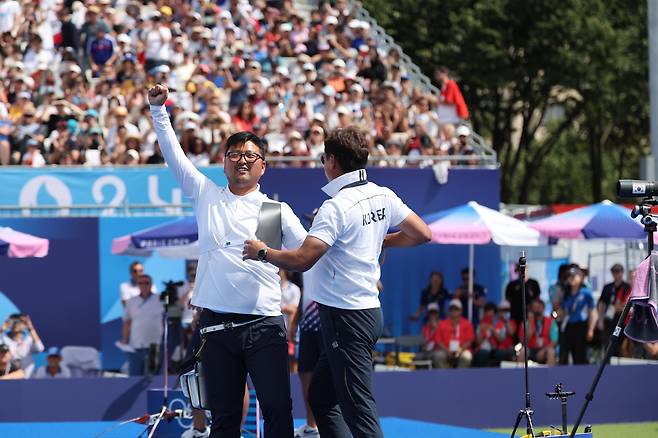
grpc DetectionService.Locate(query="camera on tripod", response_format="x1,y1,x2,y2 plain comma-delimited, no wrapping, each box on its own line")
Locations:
161,280,184,320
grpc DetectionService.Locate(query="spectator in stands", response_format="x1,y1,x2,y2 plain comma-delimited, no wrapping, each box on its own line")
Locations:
491,300,517,365
418,302,443,368
434,299,475,368
597,263,631,353
87,27,116,78
280,269,301,329
549,263,571,313
120,261,151,306
518,299,558,366
409,271,451,321
558,266,597,365
32,347,71,378
453,268,487,326
434,66,469,123
505,263,541,327
0,343,23,380
121,274,164,376
1,313,44,376
473,302,498,367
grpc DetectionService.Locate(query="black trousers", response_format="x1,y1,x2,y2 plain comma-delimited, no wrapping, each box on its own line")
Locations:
560,321,588,364
199,310,293,438
308,305,384,438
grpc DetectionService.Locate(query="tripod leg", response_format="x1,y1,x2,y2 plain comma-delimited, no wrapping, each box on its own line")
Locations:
511,411,524,438
526,413,535,437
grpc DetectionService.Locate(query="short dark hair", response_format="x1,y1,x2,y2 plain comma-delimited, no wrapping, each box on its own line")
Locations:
224,131,266,156
484,302,497,313
324,127,369,172
436,65,450,75
138,274,152,284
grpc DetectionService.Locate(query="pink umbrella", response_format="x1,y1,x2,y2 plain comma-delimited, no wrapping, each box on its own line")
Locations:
0,227,49,258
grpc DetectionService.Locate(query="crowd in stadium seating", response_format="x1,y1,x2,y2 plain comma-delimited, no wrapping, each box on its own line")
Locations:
0,0,474,167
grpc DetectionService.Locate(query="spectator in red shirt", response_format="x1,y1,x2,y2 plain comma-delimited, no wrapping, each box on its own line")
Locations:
435,66,469,123
473,302,497,367
434,299,474,368
492,300,517,357
518,299,557,365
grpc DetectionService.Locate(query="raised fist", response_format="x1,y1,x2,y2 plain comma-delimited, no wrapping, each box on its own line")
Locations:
147,84,169,106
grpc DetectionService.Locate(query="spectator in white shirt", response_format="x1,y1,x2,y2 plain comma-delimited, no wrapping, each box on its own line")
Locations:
121,274,164,376
32,347,71,378
119,261,156,306
1,313,45,377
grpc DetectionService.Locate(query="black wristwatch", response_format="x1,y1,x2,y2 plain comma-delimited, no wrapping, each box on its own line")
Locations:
257,247,269,263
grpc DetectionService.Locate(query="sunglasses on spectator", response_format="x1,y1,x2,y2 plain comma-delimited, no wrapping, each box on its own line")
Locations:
225,151,264,163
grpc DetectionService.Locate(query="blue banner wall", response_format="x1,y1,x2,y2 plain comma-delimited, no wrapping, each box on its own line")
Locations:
0,167,226,212
0,218,99,348
0,167,501,364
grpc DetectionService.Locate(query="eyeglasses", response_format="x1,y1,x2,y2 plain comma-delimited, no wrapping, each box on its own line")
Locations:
225,151,264,163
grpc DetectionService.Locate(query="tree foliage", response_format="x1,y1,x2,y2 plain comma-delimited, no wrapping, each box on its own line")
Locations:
363,0,649,203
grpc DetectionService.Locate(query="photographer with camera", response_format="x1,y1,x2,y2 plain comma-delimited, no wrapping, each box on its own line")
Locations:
120,274,164,376
1,313,44,377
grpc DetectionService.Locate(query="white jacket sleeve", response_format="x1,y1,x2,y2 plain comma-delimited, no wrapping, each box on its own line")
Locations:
150,105,206,198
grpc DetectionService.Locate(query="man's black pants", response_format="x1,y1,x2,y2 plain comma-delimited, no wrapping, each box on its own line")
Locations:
199,310,293,438
308,304,384,438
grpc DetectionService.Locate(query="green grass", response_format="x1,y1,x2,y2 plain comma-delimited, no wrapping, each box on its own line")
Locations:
490,422,658,437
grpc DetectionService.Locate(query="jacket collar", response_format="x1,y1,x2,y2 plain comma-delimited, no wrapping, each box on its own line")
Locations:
321,169,368,198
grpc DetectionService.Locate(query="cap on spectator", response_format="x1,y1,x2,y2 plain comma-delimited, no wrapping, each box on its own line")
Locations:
456,125,471,137
257,77,271,88
567,265,583,277
88,5,101,14
160,5,173,16
37,61,49,71
332,58,346,69
312,113,325,122
279,22,293,32
23,106,36,116
150,64,171,75
219,10,232,20
348,19,362,29
336,105,349,115
89,127,103,135
289,131,303,140
303,62,315,72
86,109,99,119
611,263,624,273
358,44,369,53
248,60,262,71
325,15,338,25
448,299,463,310
46,347,61,357
192,26,204,34
197,64,210,74
321,85,335,97
149,10,161,20
117,34,132,44
361,22,371,30
498,300,511,310
276,65,289,76
126,149,140,161
114,107,129,117
426,302,441,314
22,76,35,88
311,125,324,134
123,53,136,63
184,121,197,131
67,64,82,74
201,28,212,39
294,43,307,54
17,91,31,100
0,344,9,353
350,83,364,94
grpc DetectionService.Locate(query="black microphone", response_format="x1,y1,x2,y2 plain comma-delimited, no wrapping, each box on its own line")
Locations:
617,180,658,198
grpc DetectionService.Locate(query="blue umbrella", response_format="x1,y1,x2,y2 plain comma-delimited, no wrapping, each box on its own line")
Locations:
528,200,644,240
111,216,198,258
